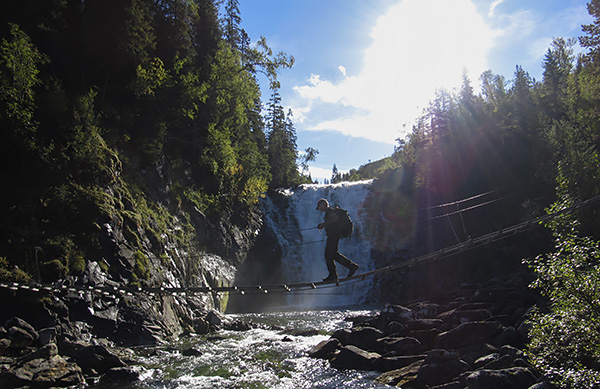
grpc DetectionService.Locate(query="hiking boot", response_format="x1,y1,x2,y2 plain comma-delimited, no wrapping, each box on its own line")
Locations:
323,274,338,282
347,264,359,278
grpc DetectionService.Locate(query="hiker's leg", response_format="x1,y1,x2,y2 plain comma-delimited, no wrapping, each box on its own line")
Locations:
324,237,338,276
329,236,357,269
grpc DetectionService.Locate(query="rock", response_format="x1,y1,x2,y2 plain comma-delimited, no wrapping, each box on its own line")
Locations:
482,354,514,370
408,302,445,319
376,336,422,355
5,318,38,342
8,327,35,349
436,321,503,349
345,327,384,351
1,355,84,388
381,304,421,323
410,329,442,349
206,310,225,330
474,353,500,369
375,359,424,386
181,347,203,356
331,328,351,344
99,366,140,384
37,327,57,346
430,381,463,389
466,367,537,389
19,343,58,363
491,325,520,348
308,338,341,359
437,309,492,325
373,355,426,372
384,321,405,336
405,318,446,331
330,345,381,370
60,341,126,375
417,357,471,387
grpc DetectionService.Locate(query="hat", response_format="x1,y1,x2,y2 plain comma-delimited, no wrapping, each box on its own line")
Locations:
316,198,328,210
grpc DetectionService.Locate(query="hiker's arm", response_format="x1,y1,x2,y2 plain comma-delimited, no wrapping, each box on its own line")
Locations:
318,211,339,229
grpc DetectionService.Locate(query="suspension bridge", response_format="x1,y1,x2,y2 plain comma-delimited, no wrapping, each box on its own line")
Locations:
1,192,599,299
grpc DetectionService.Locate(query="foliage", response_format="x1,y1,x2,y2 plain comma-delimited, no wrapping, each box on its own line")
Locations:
0,0,304,282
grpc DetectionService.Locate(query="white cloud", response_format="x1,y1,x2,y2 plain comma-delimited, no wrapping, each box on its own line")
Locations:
292,0,496,145
338,65,347,76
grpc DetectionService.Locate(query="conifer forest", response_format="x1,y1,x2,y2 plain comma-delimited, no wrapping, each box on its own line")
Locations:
2,0,600,387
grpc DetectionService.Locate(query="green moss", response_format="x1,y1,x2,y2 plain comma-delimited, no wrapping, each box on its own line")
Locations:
133,250,150,280
0,257,31,282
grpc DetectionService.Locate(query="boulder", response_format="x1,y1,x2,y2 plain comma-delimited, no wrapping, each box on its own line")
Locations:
375,359,424,387
466,367,537,389
436,321,503,349
99,366,140,384
373,355,426,372
0,355,84,388
405,318,446,332
308,338,341,359
5,318,38,343
417,357,471,387
59,341,126,375
330,345,381,370
8,327,35,349
376,336,422,355
437,309,492,325
345,327,384,351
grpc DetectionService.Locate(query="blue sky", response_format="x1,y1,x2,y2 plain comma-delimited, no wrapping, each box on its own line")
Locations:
236,0,593,183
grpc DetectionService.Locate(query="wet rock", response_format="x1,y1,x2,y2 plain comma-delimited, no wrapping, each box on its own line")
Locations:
331,328,351,344
466,367,537,389
345,327,384,351
330,345,381,370
308,338,341,359
380,304,421,323
181,346,203,356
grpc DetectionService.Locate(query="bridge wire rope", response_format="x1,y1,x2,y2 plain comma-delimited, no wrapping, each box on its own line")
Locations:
2,192,599,299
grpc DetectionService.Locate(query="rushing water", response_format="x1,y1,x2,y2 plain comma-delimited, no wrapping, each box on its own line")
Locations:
129,309,391,388
127,183,389,388
259,181,377,309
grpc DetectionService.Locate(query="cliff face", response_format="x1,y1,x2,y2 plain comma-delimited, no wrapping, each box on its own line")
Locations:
1,156,263,346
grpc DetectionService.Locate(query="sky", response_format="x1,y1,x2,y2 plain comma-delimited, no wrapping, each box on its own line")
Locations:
236,0,593,183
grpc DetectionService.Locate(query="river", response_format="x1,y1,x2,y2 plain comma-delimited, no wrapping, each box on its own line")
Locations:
127,309,392,388
128,182,392,387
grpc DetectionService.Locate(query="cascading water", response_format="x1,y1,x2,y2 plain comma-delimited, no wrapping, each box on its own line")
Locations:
260,180,376,309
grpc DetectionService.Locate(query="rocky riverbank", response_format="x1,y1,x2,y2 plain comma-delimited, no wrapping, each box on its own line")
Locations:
309,268,553,388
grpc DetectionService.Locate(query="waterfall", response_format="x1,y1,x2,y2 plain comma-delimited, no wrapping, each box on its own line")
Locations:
260,180,376,309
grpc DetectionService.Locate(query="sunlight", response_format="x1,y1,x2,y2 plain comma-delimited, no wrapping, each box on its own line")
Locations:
294,0,495,145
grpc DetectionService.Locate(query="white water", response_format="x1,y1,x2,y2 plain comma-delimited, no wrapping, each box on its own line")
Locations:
261,181,376,309
133,309,391,389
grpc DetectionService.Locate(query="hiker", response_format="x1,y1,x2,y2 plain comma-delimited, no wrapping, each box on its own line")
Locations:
316,198,359,282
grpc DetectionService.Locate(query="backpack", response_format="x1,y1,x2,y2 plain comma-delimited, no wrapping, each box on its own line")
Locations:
334,206,354,238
